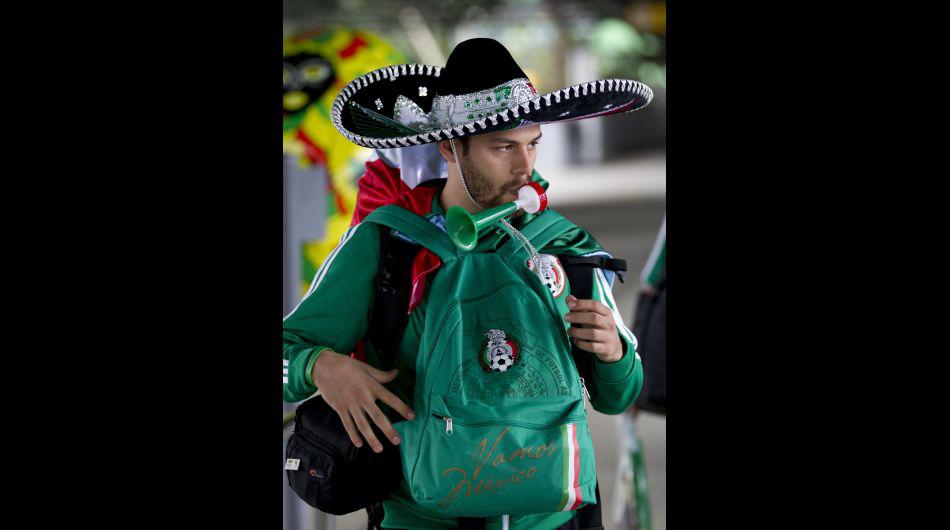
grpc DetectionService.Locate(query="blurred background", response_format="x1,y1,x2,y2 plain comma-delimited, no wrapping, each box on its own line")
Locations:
282,1,666,528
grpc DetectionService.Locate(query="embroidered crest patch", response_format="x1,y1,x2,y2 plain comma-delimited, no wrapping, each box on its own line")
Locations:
526,254,567,298
479,329,521,373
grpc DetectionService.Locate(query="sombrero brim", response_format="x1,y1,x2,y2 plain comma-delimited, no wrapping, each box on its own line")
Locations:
330,63,653,149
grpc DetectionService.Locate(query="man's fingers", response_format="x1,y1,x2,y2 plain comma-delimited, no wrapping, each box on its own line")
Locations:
564,311,612,328
367,366,399,383
572,338,606,354
350,409,384,453
364,402,401,446
338,410,364,448
567,326,608,342
568,298,612,317
376,386,416,421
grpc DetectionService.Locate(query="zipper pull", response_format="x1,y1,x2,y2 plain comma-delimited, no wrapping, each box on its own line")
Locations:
432,413,454,435
580,377,591,401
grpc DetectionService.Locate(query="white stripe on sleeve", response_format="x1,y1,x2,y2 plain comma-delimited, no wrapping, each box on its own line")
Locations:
641,216,666,286
283,225,360,322
594,268,638,353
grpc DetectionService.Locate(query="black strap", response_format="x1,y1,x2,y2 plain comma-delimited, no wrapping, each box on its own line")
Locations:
366,232,419,365
557,254,628,283
365,178,447,365
365,502,385,530
575,482,604,530
557,253,627,398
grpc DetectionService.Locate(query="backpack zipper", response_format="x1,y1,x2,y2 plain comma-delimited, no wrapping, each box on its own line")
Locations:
431,412,585,432
579,377,591,401
432,413,453,435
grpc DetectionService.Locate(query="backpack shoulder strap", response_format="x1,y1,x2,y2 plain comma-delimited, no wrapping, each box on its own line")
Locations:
363,205,458,262
366,229,419,365
497,209,579,258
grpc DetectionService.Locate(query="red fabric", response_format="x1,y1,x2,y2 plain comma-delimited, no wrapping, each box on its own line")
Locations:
351,158,410,225
409,247,441,314
571,423,583,510
351,156,445,315
352,339,367,362
351,158,442,225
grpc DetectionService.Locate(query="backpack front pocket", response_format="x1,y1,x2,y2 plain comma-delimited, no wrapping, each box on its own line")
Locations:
404,394,597,517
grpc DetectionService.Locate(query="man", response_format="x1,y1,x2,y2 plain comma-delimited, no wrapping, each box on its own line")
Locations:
284,38,653,530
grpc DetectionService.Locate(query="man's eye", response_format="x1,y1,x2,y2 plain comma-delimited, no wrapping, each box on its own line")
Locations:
498,145,513,152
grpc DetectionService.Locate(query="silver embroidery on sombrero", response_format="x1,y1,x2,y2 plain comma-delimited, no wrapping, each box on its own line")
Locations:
392,78,539,132
429,78,538,129
393,95,431,132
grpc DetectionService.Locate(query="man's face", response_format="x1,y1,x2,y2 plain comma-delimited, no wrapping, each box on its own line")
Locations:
451,125,542,209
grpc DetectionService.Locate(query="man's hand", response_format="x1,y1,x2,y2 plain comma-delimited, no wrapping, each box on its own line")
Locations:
564,295,624,363
311,349,415,453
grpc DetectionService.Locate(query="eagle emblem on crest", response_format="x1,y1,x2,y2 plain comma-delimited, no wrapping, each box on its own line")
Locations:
479,329,521,373
526,254,567,298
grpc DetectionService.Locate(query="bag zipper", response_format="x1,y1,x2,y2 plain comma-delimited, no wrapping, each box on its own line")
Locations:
579,377,591,403
431,412,585,432
432,413,453,435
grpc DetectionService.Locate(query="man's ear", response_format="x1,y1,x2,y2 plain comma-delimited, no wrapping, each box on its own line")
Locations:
437,139,457,163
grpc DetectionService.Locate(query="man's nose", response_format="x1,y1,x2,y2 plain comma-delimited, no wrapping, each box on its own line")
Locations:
512,147,533,177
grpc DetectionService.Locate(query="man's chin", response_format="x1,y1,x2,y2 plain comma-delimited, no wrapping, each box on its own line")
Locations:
497,191,520,206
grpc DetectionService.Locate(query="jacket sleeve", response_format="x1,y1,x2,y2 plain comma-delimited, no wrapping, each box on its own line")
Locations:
541,222,645,415
585,266,644,415
282,222,380,403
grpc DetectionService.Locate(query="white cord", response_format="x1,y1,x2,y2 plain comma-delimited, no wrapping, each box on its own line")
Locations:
448,138,482,210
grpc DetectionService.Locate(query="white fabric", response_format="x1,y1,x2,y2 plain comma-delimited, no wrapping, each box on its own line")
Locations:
373,143,447,189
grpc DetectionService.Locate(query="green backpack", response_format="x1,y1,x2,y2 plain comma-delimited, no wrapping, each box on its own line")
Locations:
363,205,597,518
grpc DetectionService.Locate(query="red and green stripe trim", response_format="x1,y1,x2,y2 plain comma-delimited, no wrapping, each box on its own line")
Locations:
557,423,583,511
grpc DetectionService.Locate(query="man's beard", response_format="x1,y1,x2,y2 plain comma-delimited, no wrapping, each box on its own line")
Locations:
458,155,526,210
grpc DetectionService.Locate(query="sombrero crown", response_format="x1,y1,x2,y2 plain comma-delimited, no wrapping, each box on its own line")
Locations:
331,38,652,149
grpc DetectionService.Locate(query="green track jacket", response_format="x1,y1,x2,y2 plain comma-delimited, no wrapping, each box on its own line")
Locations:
283,182,643,530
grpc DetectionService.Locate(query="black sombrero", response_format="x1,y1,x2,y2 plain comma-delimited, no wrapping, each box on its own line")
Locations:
331,38,653,149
